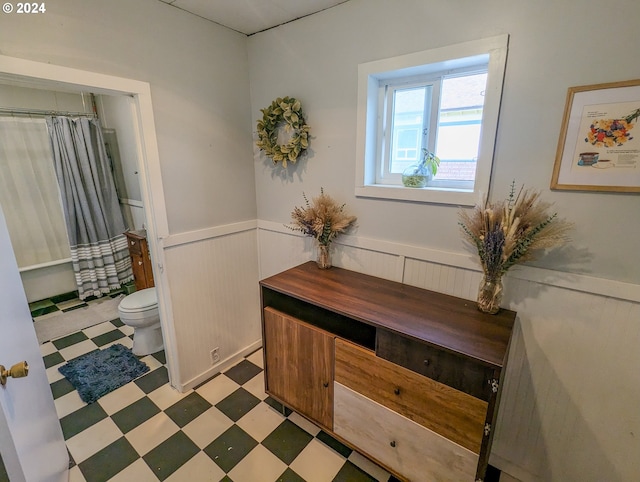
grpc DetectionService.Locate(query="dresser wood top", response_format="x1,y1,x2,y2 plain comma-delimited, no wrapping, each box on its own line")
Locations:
260,262,516,369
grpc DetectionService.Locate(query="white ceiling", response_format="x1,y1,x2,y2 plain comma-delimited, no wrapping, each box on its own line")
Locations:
158,0,350,35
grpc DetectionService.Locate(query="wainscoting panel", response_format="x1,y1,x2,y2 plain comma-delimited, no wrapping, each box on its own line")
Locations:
403,257,482,301
257,224,640,482
164,228,261,389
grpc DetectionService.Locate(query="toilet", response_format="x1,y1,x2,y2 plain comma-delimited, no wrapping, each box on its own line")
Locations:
118,287,163,356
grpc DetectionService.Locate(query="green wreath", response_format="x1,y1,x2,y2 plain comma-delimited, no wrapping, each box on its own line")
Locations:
256,96,310,167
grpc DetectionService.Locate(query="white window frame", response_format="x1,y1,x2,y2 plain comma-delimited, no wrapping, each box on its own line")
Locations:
355,35,509,206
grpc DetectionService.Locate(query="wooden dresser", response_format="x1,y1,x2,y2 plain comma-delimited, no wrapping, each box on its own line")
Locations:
259,262,516,481
124,230,155,291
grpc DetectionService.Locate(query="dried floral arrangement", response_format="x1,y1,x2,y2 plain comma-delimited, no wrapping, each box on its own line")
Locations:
458,182,572,280
287,188,357,246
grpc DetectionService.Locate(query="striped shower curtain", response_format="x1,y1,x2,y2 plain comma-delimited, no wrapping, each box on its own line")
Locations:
46,116,133,300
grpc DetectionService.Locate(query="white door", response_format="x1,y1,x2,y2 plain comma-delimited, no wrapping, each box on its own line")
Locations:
0,204,69,481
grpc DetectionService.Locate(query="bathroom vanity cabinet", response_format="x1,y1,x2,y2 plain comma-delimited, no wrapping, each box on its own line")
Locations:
124,230,154,290
259,262,516,481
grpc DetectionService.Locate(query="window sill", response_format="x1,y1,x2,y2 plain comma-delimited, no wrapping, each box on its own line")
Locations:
355,184,478,206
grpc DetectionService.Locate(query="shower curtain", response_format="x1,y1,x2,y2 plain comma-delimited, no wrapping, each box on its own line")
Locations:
0,117,71,267
46,116,133,300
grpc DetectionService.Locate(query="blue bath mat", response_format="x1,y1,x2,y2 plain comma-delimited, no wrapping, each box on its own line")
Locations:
58,343,150,403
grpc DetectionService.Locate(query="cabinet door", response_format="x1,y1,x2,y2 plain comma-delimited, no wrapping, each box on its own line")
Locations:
263,307,334,430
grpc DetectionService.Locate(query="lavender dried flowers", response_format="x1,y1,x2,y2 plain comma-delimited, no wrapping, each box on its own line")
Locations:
458,182,572,280
287,188,357,246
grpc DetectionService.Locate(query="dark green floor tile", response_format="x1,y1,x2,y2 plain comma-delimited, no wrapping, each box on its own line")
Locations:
224,359,262,385
50,377,75,400
43,351,65,368
261,419,313,465
203,425,257,473
219,477,233,482
29,298,55,315
143,431,199,481
52,331,89,351
0,451,9,482
264,396,292,416
333,461,377,482
110,317,125,327
317,430,352,458
31,304,60,317
152,350,166,364
164,392,212,428
215,387,260,422
110,396,160,433
60,403,108,440
135,365,169,393
50,291,79,304
276,467,306,482
91,329,125,347
78,437,139,482
61,303,88,312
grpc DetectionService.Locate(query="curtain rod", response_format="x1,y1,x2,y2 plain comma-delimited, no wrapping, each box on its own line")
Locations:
0,106,97,118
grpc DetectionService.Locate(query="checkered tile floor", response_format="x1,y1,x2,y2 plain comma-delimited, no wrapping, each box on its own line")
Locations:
42,318,396,482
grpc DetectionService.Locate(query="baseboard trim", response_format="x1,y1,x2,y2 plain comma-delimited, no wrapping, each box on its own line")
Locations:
178,339,263,392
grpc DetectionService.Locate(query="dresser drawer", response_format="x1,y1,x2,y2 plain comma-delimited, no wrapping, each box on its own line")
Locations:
334,382,478,481
335,338,486,454
127,237,143,255
377,329,495,402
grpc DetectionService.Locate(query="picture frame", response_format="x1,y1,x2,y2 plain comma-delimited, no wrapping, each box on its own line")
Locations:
551,79,640,192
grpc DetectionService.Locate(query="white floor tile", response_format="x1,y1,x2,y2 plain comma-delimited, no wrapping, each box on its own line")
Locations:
236,402,286,442
98,380,146,415
228,445,287,482
83,321,118,338
102,337,133,350
147,383,191,411
289,438,345,482
243,371,268,400
125,412,179,456
182,407,233,449
54,390,86,419
348,451,392,482
119,324,135,336
46,363,66,384
196,373,240,405
165,451,226,482
288,411,321,436
40,341,57,356
59,339,98,361
246,348,264,368
140,354,163,372
68,465,87,482
107,458,159,481
66,417,122,463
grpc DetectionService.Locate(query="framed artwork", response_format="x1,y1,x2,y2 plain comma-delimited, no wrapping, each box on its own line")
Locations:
551,79,640,192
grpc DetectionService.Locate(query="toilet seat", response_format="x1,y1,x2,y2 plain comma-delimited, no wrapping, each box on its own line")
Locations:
118,288,157,313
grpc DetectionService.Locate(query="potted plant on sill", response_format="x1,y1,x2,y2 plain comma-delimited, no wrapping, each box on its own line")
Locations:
402,148,440,188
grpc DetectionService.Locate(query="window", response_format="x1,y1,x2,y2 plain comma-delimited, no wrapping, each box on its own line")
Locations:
355,35,509,205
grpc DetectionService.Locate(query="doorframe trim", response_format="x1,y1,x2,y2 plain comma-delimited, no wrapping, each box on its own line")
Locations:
0,54,179,386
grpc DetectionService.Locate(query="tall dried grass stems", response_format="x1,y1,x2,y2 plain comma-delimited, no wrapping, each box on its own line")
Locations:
459,182,572,279
287,188,357,246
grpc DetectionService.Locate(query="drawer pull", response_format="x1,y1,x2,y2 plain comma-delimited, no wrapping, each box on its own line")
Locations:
389,440,396,448
393,387,400,395
131,241,135,245
138,261,143,265
423,359,430,366
323,382,329,388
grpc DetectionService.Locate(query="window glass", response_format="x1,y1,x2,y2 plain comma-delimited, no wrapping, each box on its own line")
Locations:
355,34,509,205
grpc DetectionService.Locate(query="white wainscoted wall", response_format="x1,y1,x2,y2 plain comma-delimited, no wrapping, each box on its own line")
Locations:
162,221,261,390
257,221,640,482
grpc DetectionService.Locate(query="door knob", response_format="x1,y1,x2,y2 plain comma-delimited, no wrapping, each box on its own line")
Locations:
0,361,29,385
